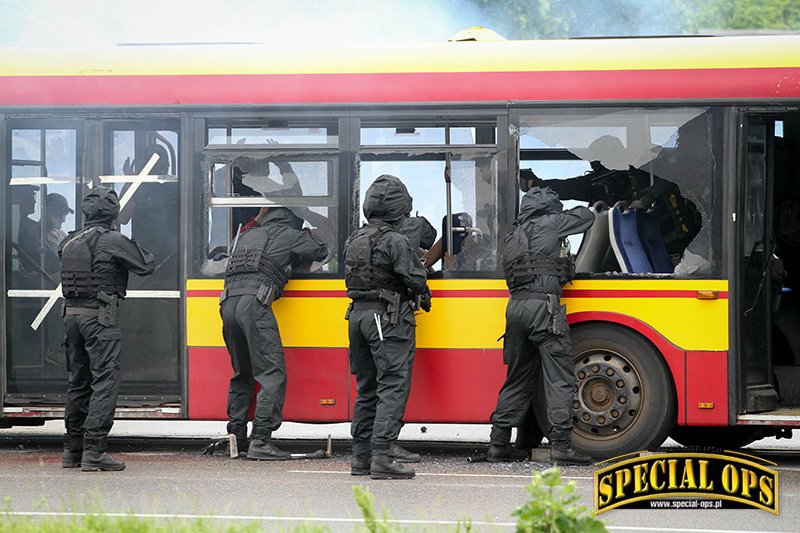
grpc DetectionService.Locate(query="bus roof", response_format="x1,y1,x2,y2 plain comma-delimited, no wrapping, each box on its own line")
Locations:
1,35,799,106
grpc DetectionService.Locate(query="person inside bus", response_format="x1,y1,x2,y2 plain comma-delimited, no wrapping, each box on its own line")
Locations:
519,135,702,271
43,192,73,274
119,143,178,289
59,186,155,471
344,174,431,480
487,185,594,465
422,212,494,272
220,206,328,460
10,184,43,286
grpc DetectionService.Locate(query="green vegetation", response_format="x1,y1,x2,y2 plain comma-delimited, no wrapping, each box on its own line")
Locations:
512,467,606,533
465,0,800,39
1,468,600,532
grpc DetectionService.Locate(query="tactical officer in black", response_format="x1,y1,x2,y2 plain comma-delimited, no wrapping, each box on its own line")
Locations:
220,207,328,460
345,174,430,480
488,186,594,465
59,186,155,471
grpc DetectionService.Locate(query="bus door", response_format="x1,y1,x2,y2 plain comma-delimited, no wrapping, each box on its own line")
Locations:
100,121,182,411
738,112,781,414
3,121,82,409
739,110,800,418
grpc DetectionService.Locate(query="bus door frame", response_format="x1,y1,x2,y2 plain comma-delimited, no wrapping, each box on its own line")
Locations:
734,108,786,415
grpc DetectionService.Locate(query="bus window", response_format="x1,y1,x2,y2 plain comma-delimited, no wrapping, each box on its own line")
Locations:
361,125,494,146
108,127,180,290
202,156,338,276
359,151,501,276
518,108,722,277
6,126,79,390
207,124,337,146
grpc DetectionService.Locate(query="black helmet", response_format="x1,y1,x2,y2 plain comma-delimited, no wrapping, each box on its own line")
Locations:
81,186,120,224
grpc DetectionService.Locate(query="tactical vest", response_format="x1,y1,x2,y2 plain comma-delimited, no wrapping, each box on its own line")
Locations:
60,227,128,298
225,225,290,289
502,221,574,289
344,226,406,294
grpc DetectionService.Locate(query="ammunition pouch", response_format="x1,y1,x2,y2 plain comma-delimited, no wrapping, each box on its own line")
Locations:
219,283,275,308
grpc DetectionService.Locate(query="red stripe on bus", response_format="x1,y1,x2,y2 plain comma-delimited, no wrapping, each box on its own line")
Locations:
2,68,798,106
562,289,728,299
188,288,727,299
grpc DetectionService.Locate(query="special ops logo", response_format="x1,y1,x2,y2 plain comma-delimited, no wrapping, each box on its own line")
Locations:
594,451,779,514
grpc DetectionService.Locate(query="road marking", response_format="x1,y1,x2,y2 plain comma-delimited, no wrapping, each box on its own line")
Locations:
0,512,789,533
288,469,593,480
30,153,160,330
1,511,514,528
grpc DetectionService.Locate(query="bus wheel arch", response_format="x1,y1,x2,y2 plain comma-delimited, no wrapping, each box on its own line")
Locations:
533,321,677,460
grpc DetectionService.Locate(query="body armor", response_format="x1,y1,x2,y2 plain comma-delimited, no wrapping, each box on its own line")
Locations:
345,226,406,295
61,227,127,298
502,222,574,289
225,225,290,290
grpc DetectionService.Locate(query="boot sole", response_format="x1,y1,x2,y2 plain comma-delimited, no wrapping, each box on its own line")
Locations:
389,457,420,463
350,469,370,476
247,455,289,461
552,460,593,466
62,462,81,469
81,464,125,472
369,471,415,480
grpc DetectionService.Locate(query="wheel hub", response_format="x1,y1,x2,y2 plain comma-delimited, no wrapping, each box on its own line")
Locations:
573,351,643,438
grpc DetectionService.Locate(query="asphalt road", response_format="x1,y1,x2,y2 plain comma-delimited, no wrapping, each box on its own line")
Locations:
2,422,800,532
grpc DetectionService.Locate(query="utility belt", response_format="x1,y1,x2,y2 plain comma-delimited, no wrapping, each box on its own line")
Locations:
345,289,402,324
63,291,119,327
509,291,550,301
351,301,387,311
219,283,275,308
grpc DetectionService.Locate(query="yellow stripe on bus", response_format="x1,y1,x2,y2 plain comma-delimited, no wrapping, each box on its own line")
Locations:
2,36,799,77
186,278,728,352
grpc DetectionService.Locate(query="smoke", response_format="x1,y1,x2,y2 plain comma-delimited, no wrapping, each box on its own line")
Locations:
0,0,487,47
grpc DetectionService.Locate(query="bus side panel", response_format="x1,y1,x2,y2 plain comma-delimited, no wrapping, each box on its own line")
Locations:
398,348,506,423
685,350,729,425
188,346,350,422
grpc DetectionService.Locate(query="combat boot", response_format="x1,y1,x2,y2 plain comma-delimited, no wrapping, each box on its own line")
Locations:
550,441,593,466
487,444,530,462
81,436,125,471
62,448,82,469
247,439,290,461
389,443,420,463
351,453,371,476
81,450,125,471
370,454,415,480
62,435,83,468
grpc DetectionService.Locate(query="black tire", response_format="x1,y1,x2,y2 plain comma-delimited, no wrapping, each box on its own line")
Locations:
534,324,676,459
670,426,762,450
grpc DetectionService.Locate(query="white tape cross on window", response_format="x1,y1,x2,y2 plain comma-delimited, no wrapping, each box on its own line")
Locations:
30,153,161,330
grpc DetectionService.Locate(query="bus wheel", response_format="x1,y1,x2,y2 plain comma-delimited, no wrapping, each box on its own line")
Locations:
535,324,676,459
670,426,761,449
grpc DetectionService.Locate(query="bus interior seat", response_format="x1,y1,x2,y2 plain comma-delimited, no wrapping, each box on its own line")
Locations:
638,207,674,273
609,202,653,274
575,201,612,273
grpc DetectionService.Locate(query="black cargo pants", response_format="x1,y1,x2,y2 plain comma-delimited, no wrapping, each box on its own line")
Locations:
490,297,575,446
348,303,415,457
221,294,286,442
64,313,123,451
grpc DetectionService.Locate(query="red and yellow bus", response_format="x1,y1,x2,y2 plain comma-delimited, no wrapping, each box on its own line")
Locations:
2,32,799,458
